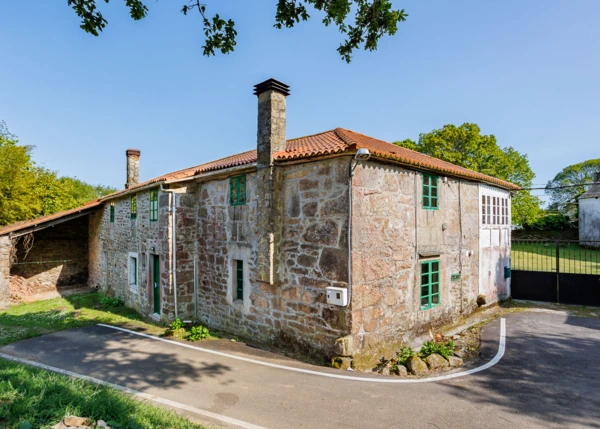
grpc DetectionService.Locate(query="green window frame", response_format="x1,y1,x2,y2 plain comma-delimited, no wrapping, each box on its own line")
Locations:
109,202,115,223
422,174,439,210
230,175,247,206
420,260,440,310
235,260,244,301
130,195,137,220
149,190,158,221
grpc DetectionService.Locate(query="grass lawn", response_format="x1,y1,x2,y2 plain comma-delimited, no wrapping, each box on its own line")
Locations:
512,242,600,274
0,358,206,429
0,292,167,347
0,292,216,429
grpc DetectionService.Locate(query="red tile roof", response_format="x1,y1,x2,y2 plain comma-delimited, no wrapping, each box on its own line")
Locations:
0,200,102,236
0,128,518,236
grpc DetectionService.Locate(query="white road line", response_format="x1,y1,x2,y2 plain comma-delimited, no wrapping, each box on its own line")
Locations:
97,318,506,383
0,352,267,429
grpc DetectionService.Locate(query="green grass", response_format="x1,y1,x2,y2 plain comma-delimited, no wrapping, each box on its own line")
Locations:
512,242,600,274
0,292,166,347
0,358,206,429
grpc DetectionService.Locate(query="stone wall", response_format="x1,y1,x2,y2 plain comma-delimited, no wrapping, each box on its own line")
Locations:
10,217,89,293
89,188,171,317
349,161,481,367
193,158,351,357
0,236,12,309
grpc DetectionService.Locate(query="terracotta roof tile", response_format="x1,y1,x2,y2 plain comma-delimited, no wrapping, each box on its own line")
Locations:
0,199,102,236
0,127,518,236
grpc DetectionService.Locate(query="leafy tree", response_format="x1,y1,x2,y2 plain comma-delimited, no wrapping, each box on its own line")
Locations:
0,122,116,226
545,159,600,217
394,123,541,226
66,0,408,62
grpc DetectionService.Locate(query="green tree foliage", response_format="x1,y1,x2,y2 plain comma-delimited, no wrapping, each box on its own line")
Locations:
0,122,116,226
394,123,541,226
66,0,407,62
522,213,574,231
545,159,600,217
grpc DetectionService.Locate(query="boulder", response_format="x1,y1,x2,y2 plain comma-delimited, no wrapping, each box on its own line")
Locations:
63,417,90,427
425,353,450,370
331,356,352,370
405,355,428,376
448,356,464,368
394,364,408,377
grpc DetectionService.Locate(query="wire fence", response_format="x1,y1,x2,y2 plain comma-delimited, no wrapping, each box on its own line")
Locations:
512,240,600,275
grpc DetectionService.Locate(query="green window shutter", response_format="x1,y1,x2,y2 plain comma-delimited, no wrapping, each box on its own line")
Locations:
422,174,439,210
420,260,440,310
131,195,137,219
230,175,247,206
109,203,115,223
236,260,244,301
149,190,158,221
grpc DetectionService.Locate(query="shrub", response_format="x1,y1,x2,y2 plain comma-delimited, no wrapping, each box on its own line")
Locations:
170,318,184,330
395,347,415,365
99,295,124,309
419,340,455,359
187,325,210,342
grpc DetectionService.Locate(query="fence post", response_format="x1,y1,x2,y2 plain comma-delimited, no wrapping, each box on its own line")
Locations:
556,241,560,303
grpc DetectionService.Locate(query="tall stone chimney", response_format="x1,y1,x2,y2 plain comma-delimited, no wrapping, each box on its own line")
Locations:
253,79,290,284
125,149,140,189
254,79,290,167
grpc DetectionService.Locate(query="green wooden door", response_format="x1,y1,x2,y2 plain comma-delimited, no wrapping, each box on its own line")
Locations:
152,255,161,314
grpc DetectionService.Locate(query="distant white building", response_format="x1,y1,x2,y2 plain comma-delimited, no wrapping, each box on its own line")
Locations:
579,172,600,248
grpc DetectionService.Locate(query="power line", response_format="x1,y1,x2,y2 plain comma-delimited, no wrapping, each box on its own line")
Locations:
516,182,597,191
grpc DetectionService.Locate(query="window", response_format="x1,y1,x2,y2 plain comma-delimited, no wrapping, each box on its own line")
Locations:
128,253,138,290
481,195,510,226
109,202,115,223
131,195,137,219
422,174,438,209
102,251,107,274
234,260,244,301
230,175,246,206
149,190,158,221
420,260,440,310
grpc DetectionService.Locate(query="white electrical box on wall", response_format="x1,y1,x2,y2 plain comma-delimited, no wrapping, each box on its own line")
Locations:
326,287,348,306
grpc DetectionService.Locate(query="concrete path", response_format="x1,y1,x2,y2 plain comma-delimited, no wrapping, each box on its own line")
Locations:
1,311,599,428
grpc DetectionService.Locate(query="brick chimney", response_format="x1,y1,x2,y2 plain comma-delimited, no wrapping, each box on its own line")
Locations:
125,149,140,189
253,79,290,284
254,79,290,167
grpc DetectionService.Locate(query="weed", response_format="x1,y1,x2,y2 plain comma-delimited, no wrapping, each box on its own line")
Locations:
395,347,415,365
187,325,210,342
170,318,184,330
419,340,455,359
99,295,124,309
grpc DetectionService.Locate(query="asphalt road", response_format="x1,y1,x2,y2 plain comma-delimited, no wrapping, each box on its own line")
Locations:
1,311,599,429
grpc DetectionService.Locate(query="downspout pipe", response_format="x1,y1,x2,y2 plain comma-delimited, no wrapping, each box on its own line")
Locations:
345,148,371,308
160,184,178,319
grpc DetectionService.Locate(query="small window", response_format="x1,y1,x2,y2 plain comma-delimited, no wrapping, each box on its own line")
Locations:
420,260,440,310
109,202,115,223
149,190,158,221
486,196,491,224
128,254,138,289
102,251,107,274
481,195,486,225
230,175,247,206
234,260,244,301
131,195,137,219
422,174,438,210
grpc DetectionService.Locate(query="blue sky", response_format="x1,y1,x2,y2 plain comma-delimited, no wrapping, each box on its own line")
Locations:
1,1,598,203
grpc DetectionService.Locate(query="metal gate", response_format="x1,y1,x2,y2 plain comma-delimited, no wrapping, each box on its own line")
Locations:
511,239,600,306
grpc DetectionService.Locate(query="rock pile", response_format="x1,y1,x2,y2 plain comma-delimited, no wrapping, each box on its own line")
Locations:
53,417,111,429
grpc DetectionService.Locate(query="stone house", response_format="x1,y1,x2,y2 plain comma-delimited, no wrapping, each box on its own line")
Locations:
579,172,600,248
0,79,518,367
